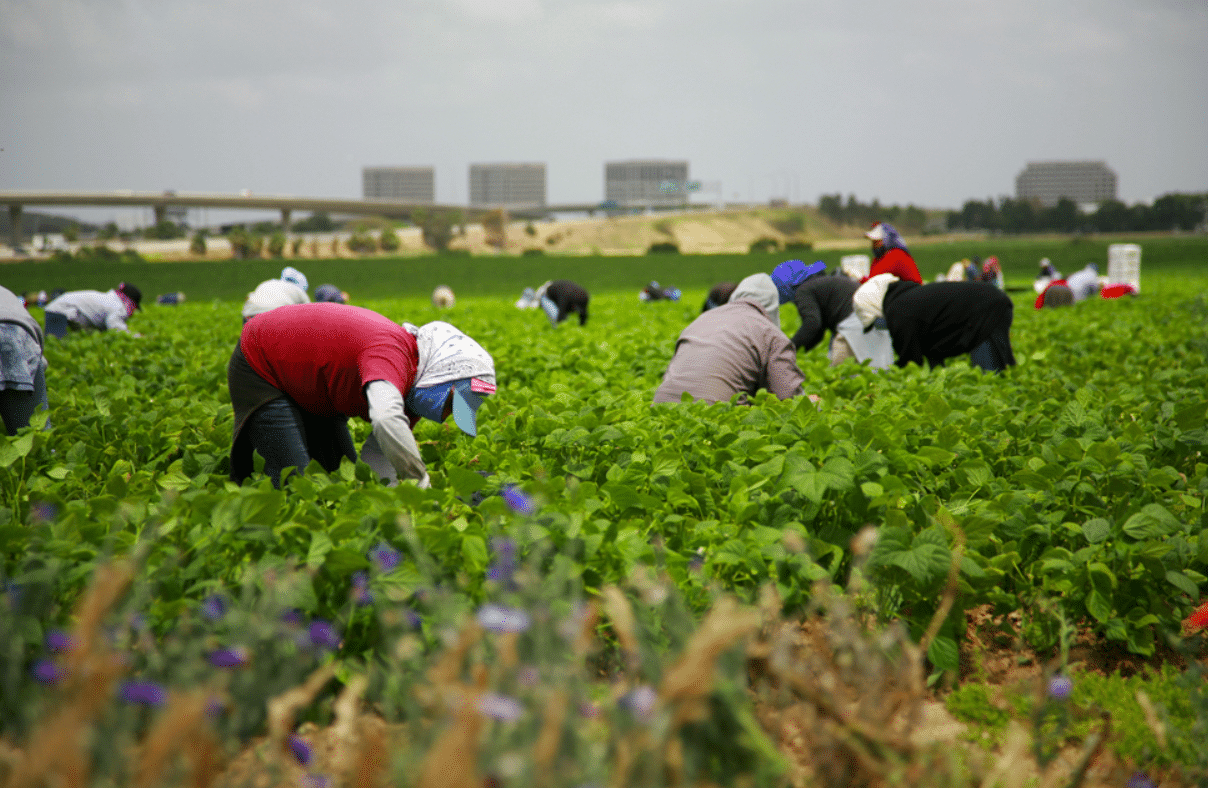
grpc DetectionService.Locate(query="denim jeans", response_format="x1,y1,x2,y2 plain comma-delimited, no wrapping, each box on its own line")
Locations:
244,398,356,487
969,328,1013,373
44,312,70,339
0,363,48,436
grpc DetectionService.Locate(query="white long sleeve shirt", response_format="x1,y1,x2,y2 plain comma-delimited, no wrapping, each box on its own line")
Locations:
364,380,430,488
44,290,131,332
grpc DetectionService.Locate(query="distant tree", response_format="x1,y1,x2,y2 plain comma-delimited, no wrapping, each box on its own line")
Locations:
63,223,79,243
100,222,119,241
818,193,843,223
1042,198,1082,234
190,230,208,256
997,198,1037,234
292,237,305,257
292,212,337,233
267,232,287,258
144,220,185,240
347,227,377,254
412,209,461,252
482,209,507,250
1150,193,1208,231
379,227,400,252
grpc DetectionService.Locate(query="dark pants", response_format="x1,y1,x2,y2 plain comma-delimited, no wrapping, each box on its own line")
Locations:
44,312,69,339
968,327,1014,373
244,398,356,487
0,365,49,435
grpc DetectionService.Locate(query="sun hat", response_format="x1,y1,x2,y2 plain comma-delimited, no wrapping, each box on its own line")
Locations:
865,223,887,242
280,267,308,293
450,377,496,437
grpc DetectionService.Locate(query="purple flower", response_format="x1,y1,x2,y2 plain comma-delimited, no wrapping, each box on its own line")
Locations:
45,630,74,653
477,692,524,722
308,620,341,651
302,774,330,788
30,502,57,523
32,659,65,685
1127,772,1157,788
403,607,422,629
476,604,531,633
287,734,313,766
1047,675,1073,701
207,647,250,668
687,553,705,573
501,486,536,516
369,543,401,573
120,680,167,706
351,572,373,606
619,685,658,723
579,701,601,719
517,665,540,687
201,594,229,621
487,537,518,586
281,608,306,627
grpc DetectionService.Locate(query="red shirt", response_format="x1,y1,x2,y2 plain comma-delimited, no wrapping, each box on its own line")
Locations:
241,303,418,420
866,248,922,284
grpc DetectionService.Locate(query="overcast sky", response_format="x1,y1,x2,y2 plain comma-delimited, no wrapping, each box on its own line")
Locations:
2,0,1206,226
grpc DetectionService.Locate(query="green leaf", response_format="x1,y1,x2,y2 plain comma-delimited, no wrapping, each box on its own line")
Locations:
461,534,489,571
1165,570,1200,600
446,466,487,498
1121,504,1180,540
1173,400,1208,430
0,432,34,468
602,482,642,513
306,532,333,570
1086,589,1112,622
1081,519,1111,544
927,634,959,672
916,446,956,469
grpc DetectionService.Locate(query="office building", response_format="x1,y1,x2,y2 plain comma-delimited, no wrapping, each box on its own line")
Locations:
605,160,690,208
1015,161,1117,207
362,166,435,203
468,163,546,209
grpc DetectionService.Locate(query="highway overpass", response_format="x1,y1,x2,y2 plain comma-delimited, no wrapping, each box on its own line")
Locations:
0,190,622,249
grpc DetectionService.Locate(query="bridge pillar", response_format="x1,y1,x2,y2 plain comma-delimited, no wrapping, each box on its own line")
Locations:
281,209,292,231
153,204,166,226
8,204,22,251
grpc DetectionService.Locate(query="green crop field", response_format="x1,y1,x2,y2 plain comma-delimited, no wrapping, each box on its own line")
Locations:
1,236,1206,785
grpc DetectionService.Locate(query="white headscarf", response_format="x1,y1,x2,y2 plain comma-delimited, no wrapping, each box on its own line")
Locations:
729,273,780,322
403,321,495,388
853,273,900,328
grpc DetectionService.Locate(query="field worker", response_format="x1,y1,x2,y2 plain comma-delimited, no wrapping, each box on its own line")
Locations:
701,281,737,312
1064,263,1103,302
43,282,142,338
539,280,590,326
514,285,544,310
980,257,1005,289
228,303,496,488
653,274,808,404
640,281,681,302
314,284,348,304
854,275,1016,372
242,266,309,323
773,260,894,368
944,260,970,283
0,285,48,435
432,285,456,308
1033,258,1062,293
864,223,922,284
156,292,186,306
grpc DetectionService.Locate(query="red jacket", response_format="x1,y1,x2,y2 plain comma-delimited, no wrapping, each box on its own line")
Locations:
865,248,922,285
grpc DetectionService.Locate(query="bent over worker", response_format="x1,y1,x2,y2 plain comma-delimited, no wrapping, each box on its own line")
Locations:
539,280,590,326
653,274,808,404
228,303,495,488
0,285,48,435
854,275,1016,372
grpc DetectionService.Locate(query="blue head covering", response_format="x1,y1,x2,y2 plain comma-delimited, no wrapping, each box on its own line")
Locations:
770,259,827,304
866,223,909,255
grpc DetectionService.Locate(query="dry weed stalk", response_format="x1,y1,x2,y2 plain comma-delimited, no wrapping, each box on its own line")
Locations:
265,663,337,762
131,690,219,788
5,561,135,788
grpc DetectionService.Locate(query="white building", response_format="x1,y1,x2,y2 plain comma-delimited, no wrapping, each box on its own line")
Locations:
605,160,690,208
468,163,546,209
1015,161,1117,207
362,167,436,203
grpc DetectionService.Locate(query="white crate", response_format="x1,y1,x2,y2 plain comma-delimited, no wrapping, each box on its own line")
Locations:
840,254,870,280
1107,243,1141,293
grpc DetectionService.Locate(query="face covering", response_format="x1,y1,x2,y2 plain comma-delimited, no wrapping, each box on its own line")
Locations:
405,382,453,423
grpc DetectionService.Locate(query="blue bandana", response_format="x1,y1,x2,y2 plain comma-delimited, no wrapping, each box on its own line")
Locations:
405,382,453,423
770,259,827,304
